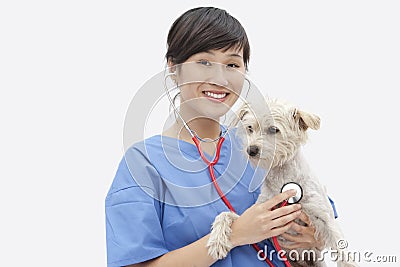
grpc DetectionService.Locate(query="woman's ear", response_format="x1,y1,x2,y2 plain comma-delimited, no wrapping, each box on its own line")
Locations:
166,57,177,84
167,57,176,73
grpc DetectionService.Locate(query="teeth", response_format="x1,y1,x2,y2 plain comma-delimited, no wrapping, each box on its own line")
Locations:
204,91,227,99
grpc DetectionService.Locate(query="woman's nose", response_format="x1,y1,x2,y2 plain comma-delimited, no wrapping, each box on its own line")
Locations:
211,65,229,86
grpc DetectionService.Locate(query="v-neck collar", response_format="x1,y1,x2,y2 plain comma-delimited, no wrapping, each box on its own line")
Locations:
153,125,230,163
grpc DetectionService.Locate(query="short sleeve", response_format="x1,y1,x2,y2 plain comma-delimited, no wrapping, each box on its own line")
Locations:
105,157,168,267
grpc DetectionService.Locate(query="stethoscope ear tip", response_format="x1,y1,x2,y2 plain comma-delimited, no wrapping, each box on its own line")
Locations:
281,182,303,204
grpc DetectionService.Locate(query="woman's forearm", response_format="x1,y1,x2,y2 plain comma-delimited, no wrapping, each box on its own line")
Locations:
129,234,218,267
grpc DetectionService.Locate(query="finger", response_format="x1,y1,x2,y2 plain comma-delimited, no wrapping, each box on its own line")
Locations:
291,221,314,236
270,204,301,220
263,190,297,210
297,211,311,226
271,210,301,229
279,241,311,250
281,233,302,243
269,222,295,237
281,232,313,244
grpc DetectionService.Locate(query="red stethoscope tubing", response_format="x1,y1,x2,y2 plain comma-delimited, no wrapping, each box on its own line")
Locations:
271,200,290,267
192,136,291,267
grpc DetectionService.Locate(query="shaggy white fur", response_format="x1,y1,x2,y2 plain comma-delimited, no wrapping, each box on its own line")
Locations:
207,99,357,267
207,211,239,260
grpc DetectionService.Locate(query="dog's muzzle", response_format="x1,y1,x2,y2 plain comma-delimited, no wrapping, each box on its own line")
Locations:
247,145,259,157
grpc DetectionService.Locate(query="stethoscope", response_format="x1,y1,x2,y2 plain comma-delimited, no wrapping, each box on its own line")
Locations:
269,182,303,267
164,71,303,267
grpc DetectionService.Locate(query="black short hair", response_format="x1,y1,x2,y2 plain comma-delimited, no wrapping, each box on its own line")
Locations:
166,7,250,69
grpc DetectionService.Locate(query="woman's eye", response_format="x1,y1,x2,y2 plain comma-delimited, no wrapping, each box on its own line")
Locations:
247,125,253,133
267,126,280,134
227,63,240,68
198,60,211,66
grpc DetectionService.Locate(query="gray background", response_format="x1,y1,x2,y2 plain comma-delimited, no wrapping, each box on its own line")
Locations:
1,1,399,266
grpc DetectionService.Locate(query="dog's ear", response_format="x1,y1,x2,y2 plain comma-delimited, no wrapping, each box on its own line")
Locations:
231,104,250,126
294,109,320,131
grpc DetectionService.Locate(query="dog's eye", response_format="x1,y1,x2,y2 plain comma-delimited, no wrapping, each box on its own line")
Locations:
247,125,253,133
267,126,280,134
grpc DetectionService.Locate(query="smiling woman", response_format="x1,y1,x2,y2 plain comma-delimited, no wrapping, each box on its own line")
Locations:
168,51,245,123
105,6,322,267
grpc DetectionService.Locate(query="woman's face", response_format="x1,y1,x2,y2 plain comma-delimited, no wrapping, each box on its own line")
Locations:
172,48,246,120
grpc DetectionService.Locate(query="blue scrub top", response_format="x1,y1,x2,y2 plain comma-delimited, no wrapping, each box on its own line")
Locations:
105,128,337,267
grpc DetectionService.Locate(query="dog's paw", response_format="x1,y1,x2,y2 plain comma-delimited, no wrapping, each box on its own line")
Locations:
336,258,359,267
337,262,359,267
207,211,239,260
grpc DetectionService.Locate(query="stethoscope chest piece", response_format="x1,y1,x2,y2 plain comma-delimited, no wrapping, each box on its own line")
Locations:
281,182,303,204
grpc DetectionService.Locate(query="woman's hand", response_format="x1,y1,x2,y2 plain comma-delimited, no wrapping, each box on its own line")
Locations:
278,211,324,250
229,190,302,247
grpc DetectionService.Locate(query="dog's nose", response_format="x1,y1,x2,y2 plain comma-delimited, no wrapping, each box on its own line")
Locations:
247,145,259,157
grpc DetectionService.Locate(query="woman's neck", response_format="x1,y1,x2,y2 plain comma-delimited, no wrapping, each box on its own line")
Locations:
165,118,221,142
164,100,221,139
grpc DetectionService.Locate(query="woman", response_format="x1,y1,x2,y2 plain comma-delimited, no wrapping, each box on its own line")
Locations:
105,7,324,267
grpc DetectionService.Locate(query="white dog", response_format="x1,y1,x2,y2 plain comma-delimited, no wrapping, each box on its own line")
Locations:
207,99,357,267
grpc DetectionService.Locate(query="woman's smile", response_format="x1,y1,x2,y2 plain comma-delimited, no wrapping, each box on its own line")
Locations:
202,90,230,102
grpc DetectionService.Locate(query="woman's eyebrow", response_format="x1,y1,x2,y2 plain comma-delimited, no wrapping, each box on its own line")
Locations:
199,51,243,58
227,53,243,58
202,51,215,56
